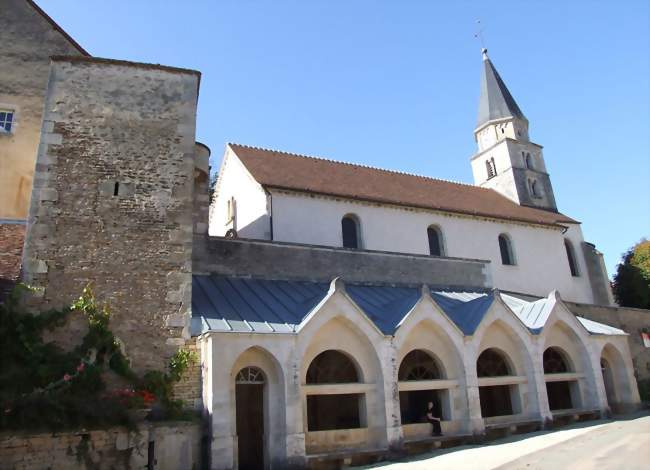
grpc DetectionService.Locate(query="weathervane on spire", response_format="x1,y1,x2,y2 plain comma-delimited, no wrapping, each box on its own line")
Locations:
474,20,488,59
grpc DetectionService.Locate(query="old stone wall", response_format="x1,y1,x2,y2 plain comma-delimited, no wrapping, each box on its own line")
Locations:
193,236,492,288
0,422,200,470
0,220,25,295
566,302,650,383
21,57,200,372
0,0,86,219
172,341,203,410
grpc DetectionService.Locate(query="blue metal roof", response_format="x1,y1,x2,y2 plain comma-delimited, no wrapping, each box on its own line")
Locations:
191,275,626,337
430,291,494,335
345,284,421,335
191,275,330,334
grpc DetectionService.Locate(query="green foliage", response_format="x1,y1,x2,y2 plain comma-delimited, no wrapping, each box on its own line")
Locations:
612,239,650,309
0,284,196,432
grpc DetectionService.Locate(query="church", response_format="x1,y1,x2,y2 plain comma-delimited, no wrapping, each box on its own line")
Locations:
197,49,640,468
0,1,645,469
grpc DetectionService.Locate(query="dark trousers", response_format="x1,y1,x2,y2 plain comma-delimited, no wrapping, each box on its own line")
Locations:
428,418,442,436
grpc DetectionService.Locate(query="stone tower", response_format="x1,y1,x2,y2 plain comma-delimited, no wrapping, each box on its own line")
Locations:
21,56,202,371
470,49,557,212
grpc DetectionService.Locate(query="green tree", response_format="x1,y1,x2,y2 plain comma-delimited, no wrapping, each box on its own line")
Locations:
612,239,650,309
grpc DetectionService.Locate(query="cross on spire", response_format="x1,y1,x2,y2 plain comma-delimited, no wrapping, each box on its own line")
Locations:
474,20,487,52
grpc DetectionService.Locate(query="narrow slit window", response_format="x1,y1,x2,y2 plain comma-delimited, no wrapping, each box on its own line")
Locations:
498,234,515,265
113,182,120,196
427,226,444,256
564,239,579,276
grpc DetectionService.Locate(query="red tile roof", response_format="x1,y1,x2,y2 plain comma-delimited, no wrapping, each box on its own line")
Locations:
228,144,577,227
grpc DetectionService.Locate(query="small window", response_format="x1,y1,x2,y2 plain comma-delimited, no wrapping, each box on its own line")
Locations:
564,239,579,277
0,110,14,133
525,153,533,169
498,234,515,265
485,158,496,179
427,225,444,256
341,214,360,249
529,179,540,197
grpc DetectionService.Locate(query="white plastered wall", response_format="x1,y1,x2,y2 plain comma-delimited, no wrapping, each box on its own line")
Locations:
269,190,595,304
209,148,271,239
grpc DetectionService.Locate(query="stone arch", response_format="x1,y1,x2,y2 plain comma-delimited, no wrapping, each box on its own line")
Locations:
394,308,468,433
541,318,596,410
299,314,386,453
473,313,538,419
231,346,286,469
600,343,636,412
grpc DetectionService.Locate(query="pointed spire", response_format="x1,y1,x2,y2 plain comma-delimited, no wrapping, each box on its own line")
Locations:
476,49,527,129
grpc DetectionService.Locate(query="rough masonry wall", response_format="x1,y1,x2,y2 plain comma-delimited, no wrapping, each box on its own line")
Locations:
0,422,200,470
0,221,25,292
0,0,85,219
21,57,199,372
194,236,491,288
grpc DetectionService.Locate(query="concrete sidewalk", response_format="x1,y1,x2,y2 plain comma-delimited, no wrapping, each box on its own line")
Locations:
358,414,650,470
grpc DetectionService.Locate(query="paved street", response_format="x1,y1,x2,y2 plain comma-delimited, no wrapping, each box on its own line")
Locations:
359,414,650,470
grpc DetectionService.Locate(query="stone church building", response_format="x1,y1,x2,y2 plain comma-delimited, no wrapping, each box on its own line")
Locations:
0,1,646,469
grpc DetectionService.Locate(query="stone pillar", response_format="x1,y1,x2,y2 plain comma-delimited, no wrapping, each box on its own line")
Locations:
530,339,552,423
284,344,307,467
380,338,404,451
463,342,485,434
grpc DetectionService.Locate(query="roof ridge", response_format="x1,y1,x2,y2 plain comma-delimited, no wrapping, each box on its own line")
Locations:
229,143,482,190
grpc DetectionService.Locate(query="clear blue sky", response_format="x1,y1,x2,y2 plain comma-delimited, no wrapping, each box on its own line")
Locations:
39,0,650,277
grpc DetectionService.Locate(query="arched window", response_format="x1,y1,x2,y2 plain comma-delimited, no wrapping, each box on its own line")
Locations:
398,350,445,425
543,347,575,410
543,348,571,374
341,215,360,249
477,348,515,417
398,350,442,381
236,366,265,384
306,350,359,384
564,239,579,277
427,225,444,256
498,234,515,265
306,351,363,431
525,153,533,169
477,349,511,377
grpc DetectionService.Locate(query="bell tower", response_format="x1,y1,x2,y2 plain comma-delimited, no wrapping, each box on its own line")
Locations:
470,49,557,212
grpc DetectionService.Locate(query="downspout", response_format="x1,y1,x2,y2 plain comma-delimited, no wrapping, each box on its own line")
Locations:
264,187,274,241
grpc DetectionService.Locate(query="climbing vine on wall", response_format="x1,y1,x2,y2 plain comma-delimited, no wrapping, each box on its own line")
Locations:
0,284,196,432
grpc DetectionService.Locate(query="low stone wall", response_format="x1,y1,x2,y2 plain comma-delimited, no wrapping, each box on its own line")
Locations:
567,302,650,383
194,236,491,289
0,422,200,470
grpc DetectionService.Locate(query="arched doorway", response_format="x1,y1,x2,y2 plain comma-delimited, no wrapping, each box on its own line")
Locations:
477,348,516,417
305,350,363,431
235,366,265,470
600,357,616,408
398,350,444,425
543,347,576,411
